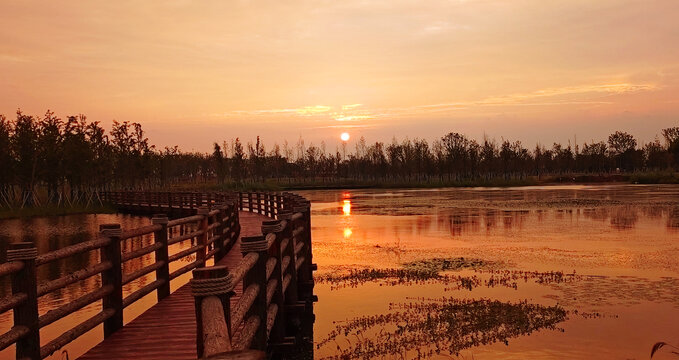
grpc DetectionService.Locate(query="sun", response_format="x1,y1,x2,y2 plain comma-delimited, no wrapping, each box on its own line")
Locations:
340,132,350,142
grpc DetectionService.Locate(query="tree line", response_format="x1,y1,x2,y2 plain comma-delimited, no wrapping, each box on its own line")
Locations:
1,109,678,207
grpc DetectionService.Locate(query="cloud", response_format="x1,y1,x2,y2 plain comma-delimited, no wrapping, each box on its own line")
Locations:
419,21,470,35
209,82,658,127
333,115,374,122
296,105,332,115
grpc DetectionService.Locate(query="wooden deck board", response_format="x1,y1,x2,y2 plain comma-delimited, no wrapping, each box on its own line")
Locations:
77,211,269,360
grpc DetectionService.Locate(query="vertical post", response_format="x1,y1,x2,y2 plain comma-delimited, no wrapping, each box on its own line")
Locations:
191,266,234,359
197,207,209,265
248,193,253,212
262,221,286,345
241,235,269,351
152,214,170,300
8,242,40,360
214,205,227,262
278,211,298,304
100,223,123,337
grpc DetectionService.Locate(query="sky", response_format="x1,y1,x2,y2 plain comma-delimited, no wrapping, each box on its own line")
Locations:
1,0,678,152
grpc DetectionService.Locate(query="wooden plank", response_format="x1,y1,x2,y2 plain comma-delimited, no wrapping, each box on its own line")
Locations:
77,212,268,360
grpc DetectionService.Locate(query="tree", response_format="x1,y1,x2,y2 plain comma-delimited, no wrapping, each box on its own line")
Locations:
12,110,41,206
608,131,638,170
0,115,13,204
39,110,63,201
231,138,245,183
662,127,679,167
213,142,226,184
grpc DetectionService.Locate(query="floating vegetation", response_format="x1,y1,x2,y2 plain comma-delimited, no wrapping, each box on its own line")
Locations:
317,257,580,291
402,257,498,272
317,297,567,359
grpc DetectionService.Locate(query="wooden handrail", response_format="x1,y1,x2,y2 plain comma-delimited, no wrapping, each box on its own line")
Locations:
191,191,315,359
0,190,307,360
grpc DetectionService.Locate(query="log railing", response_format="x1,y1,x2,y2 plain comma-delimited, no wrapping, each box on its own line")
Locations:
191,192,314,360
0,190,312,360
0,194,242,360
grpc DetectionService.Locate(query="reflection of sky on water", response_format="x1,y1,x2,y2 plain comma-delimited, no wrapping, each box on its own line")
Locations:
298,185,679,359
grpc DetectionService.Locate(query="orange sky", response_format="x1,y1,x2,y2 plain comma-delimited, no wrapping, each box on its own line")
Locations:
1,0,678,152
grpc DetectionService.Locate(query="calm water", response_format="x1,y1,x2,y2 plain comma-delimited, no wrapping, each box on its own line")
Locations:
299,185,679,360
1,185,678,359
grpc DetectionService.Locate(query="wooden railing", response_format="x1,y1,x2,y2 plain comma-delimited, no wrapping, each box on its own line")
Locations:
192,192,314,360
0,193,242,360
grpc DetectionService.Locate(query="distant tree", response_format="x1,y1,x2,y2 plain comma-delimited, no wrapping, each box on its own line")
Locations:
644,139,667,170
39,110,63,201
580,141,608,173
213,142,226,184
231,137,245,183
12,110,40,205
662,127,679,167
0,115,13,202
608,131,638,170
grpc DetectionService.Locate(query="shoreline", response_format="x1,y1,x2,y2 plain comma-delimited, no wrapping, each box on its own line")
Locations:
2,174,677,219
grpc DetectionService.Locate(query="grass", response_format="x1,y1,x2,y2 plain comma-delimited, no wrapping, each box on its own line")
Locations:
0,204,117,220
317,297,567,359
169,171,679,192
170,177,541,192
629,171,679,184
316,257,580,290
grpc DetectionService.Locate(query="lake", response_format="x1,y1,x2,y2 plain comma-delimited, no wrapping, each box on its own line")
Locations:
299,184,679,359
1,184,679,359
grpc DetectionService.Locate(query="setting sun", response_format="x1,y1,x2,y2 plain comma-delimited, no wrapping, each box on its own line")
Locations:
340,132,350,142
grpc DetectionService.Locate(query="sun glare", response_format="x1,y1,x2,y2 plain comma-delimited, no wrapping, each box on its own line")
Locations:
342,200,351,216
340,132,350,142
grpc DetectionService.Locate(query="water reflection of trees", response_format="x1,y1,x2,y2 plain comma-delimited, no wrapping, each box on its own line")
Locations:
381,206,679,237
318,298,566,359
668,207,679,231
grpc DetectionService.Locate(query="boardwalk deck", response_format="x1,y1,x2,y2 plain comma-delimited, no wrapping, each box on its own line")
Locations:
78,212,270,360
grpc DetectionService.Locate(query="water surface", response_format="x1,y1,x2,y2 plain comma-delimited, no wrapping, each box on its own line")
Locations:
299,185,679,359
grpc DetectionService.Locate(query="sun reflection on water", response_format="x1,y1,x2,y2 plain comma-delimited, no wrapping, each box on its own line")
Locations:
342,199,351,216
343,227,352,239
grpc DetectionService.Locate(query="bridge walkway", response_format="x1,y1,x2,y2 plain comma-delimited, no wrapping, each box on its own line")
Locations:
77,211,269,360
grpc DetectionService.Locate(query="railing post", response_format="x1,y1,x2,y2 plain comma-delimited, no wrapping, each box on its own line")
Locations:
214,204,227,263
262,220,287,347
100,223,123,337
241,235,269,351
167,191,172,212
278,211,298,305
197,206,209,265
152,214,170,300
248,193,253,212
191,266,234,359
8,242,40,360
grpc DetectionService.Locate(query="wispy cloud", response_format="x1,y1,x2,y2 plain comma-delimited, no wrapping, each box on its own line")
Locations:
212,82,658,125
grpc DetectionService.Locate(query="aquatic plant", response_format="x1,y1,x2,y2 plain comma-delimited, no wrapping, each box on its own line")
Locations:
316,258,580,291
651,341,679,358
317,297,567,359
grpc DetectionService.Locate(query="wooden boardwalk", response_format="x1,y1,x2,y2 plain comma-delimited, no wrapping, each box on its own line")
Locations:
78,212,269,360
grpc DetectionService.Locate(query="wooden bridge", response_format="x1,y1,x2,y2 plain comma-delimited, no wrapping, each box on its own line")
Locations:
0,191,316,360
